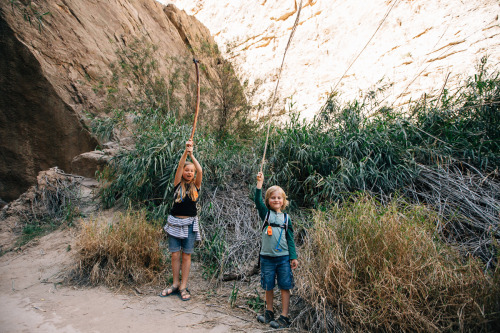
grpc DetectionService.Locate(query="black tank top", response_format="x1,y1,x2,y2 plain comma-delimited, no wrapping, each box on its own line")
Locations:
169,183,199,217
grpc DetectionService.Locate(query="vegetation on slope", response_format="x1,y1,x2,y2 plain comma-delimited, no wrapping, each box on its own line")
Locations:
79,47,499,331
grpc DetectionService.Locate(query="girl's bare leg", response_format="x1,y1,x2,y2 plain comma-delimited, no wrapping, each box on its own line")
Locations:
180,252,191,290
171,251,181,287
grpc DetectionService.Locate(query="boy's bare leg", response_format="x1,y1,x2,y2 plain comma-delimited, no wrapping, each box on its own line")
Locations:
281,289,291,317
180,252,192,289
171,251,181,287
265,290,274,311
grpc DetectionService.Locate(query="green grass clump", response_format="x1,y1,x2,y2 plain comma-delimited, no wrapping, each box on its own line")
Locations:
296,195,500,332
14,218,56,248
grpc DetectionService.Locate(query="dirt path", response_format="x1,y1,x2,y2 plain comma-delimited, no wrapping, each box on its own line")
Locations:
0,229,263,332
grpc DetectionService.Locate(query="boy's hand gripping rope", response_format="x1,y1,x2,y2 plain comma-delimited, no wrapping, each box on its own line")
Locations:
260,0,303,173
190,58,201,141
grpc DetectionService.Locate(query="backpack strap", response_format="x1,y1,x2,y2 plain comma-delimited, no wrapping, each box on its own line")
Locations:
261,211,271,231
262,211,288,232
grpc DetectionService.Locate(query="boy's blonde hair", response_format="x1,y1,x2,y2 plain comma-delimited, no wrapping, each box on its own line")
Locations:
175,162,198,203
265,186,288,210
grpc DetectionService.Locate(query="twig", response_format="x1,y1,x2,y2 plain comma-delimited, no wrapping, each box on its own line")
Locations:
214,309,252,323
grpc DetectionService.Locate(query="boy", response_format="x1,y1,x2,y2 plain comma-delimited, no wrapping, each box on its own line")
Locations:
254,171,299,328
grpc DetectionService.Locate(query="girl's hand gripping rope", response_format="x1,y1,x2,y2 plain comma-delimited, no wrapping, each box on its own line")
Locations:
186,140,193,156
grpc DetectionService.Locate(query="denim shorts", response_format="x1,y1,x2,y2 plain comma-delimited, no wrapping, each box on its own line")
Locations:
260,255,294,290
168,223,196,254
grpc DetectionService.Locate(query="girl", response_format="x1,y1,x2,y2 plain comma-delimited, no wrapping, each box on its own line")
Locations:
254,171,299,328
161,140,202,301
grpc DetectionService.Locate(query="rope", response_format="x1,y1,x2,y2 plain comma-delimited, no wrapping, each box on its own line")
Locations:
190,58,201,141
330,0,400,94
390,17,499,108
260,0,303,173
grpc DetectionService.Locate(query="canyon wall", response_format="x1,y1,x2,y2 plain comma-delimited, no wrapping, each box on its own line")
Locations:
167,0,500,118
0,0,224,201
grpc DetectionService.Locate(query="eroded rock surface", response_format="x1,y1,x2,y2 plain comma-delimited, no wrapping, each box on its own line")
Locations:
0,1,225,201
168,0,500,117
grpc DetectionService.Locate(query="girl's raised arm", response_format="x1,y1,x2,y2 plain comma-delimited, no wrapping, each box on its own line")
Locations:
173,140,192,186
189,148,203,189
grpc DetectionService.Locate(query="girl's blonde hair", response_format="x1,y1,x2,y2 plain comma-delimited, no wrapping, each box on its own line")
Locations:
265,186,288,210
175,162,198,203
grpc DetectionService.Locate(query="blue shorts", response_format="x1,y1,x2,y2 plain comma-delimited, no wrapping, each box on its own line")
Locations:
260,255,294,290
168,223,196,254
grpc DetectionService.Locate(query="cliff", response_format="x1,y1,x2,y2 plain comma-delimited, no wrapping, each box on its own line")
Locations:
168,0,500,118
0,0,224,201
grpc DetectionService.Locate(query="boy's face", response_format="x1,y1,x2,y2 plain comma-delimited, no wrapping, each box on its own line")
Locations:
182,164,195,181
268,190,284,212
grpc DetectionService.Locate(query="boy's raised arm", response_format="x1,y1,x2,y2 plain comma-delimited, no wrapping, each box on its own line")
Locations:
256,171,264,189
254,172,268,220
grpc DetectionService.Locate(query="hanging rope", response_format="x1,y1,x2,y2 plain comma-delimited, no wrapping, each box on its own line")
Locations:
190,58,201,141
260,0,303,173
330,0,400,94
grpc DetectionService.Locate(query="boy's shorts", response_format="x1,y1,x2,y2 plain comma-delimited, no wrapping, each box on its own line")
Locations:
168,223,196,254
260,255,294,290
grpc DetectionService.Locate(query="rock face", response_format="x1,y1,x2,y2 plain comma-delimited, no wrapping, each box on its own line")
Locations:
71,151,112,179
0,15,98,201
167,0,500,118
0,0,225,201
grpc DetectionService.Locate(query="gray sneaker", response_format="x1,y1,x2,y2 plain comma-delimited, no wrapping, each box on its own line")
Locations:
270,315,291,329
257,309,274,324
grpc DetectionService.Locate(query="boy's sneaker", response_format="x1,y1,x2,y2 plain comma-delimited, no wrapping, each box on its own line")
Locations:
257,310,274,324
270,315,291,329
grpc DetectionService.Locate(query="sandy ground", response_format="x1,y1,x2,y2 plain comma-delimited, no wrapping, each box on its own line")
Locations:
0,228,264,333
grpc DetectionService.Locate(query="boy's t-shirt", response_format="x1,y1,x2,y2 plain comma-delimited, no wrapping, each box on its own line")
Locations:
254,188,297,259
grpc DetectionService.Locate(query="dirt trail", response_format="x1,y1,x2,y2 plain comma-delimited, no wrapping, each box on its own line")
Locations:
0,229,263,332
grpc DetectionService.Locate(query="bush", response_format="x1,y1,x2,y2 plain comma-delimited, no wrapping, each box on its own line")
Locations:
73,210,166,287
295,195,500,332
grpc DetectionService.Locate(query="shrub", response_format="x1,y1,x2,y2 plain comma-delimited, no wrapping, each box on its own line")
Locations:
295,195,500,332
73,210,166,287
1,168,82,249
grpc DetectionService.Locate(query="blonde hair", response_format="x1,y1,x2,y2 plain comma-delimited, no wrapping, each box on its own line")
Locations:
175,162,198,203
265,186,288,210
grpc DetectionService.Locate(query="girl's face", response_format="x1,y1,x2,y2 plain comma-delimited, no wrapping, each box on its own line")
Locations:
268,190,284,212
182,164,195,182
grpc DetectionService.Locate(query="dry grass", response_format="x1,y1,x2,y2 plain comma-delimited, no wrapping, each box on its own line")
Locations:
294,195,500,332
72,210,166,287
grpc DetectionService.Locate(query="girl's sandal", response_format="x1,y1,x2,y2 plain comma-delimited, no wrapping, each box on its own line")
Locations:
179,288,191,301
160,285,179,297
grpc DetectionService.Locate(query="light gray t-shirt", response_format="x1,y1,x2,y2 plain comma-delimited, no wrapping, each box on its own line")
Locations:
260,210,289,257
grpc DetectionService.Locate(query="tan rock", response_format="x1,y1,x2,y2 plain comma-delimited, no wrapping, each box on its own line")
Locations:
71,151,112,179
